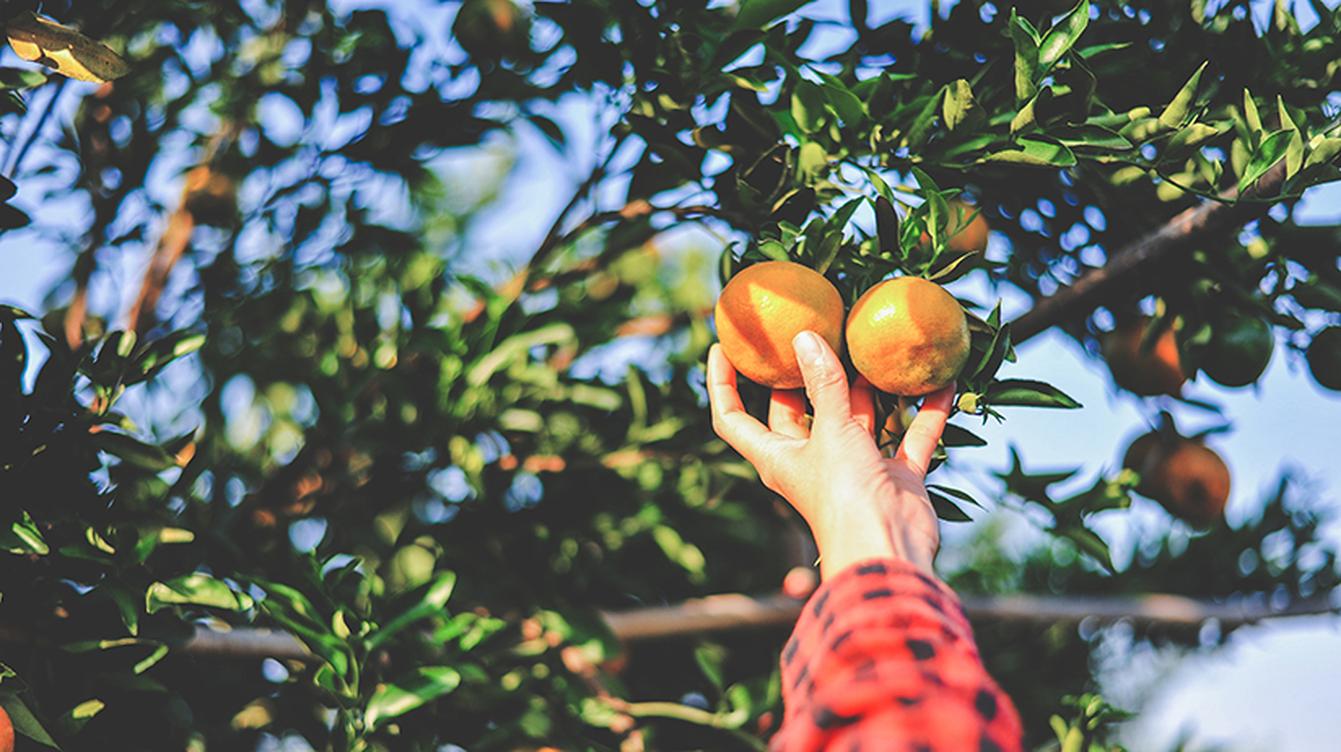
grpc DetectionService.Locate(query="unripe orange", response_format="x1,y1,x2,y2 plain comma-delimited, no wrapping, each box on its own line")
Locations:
714,261,844,389
846,277,970,396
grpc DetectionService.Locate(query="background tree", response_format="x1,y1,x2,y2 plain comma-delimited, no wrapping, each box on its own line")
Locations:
1,0,1339,750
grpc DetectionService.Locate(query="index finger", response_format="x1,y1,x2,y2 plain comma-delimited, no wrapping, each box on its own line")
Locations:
707,345,781,463
893,386,955,477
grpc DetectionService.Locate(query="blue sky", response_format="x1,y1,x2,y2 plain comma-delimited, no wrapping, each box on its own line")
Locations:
1,0,1339,749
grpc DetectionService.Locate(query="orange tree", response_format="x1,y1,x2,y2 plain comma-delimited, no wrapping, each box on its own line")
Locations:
1,0,1340,749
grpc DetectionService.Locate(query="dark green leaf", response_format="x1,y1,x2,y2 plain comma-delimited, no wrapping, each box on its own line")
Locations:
365,667,461,728
1038,0,1090,68
735,0,809,29
145,573,255,614
985,379,1082,408
928,490,973,522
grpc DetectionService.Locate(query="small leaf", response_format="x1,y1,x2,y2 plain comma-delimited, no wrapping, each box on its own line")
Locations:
146,573,255,614
875,196,900,253
1236,129,1292,193
1008,10,1040,104
735,0,809,29
814,71,866,125
982,137,1077,167
790,79,827,133
942,78,981,132
985,379,1082,408
6,11,130,83
1052,124,1132,150
1305,137,1341,169
365,667,461,728
1,509,49,555
1242,89,1261,135
1038,0,1090,68
928,490,973,522
1157,61,1207,130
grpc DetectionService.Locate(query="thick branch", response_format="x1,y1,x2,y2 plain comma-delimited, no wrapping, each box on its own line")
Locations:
1010,162,1290,343
2,591,1324,662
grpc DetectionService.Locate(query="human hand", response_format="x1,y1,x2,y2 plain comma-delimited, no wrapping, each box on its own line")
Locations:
707,331,955,579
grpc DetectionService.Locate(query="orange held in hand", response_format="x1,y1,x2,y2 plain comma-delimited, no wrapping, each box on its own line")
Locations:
1101,317,1187,396
1123,431,1230,527
846,276,970,397
714,261,844,389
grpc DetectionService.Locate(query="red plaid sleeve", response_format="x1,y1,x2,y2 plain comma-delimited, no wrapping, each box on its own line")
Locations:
771,559,1022,752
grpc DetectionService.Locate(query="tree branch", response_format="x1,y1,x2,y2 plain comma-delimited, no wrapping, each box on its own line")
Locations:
1009,161,1290,343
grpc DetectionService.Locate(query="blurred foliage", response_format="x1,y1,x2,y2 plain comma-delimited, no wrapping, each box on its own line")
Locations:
0,0,1339,750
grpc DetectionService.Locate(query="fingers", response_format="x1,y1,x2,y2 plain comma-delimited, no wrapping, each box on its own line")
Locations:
768,389,809,439
849,375,875,435
707,345,781,463
894,385,956,477
793,331,851,428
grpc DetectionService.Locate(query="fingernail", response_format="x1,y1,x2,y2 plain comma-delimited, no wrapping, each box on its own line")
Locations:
793,331,822,364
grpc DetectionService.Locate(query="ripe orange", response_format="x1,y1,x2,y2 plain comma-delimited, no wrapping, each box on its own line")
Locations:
846,276,970,396
0,705,11,752
1123,432,1230,527
920,198,990,255
1101,317,1186,396
714,261,844,389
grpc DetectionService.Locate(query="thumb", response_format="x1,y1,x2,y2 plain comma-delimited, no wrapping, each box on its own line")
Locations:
793,331,851,426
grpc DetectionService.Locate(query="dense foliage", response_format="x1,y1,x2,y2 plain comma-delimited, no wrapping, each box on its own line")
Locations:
1,0,1340,750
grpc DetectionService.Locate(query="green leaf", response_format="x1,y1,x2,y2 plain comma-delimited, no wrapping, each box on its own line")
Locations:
985,379,1082,408
1052,124,1132,150
927,484,984,509
982,137,1077,167
1,509,48,555
0,66,47,90
1242,89,1261,135
365,667,461,729
1167,122,1224,150
58,698,106,735
91,430,176,471
814,71,866,125
735,0,809,29
1305,137,1341,168
366,571,457,650
1157,61,1207,129
942,78,981,132
1038,0,1090,68
1236,129,1292,193
1277,95,1304,178
6,12,130,83
790,79,827,133
145,573,255,614
1008,10,1040,104
928,490,973,522
874,196,900,254
941,423,987,447
0,694,59,747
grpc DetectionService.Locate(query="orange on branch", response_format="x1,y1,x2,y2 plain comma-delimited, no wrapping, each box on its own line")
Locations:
1101,317,1186,396
846,276,970,397
714,261,844,389
1123,432,1230,527
920,198,990,255
0,705,11,752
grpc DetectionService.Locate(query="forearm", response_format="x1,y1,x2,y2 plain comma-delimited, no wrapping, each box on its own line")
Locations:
772,558,1022,752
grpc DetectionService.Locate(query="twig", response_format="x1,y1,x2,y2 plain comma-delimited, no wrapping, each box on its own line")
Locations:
1009,161,1289,342
4,77,67,178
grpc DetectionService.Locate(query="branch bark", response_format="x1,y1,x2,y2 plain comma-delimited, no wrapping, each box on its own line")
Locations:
1,590,1323,662
1009,161,1290,343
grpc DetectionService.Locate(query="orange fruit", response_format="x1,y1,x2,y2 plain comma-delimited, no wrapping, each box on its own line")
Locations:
1123,432,1230,527
920,198,990,255
0,705,11,752
1101,317,1186,396
714,261,844,389
846,277,970,396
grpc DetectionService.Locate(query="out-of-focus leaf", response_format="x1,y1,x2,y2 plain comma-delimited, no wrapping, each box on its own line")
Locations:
1,509,48,555
365,666,461,728
6,12,130,83
145,573,255,613
983,137,1076,167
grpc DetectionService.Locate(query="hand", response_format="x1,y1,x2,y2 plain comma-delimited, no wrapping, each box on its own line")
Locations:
707,331,955,579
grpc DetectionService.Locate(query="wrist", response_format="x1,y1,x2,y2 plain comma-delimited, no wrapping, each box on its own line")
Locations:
810,497,938,580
